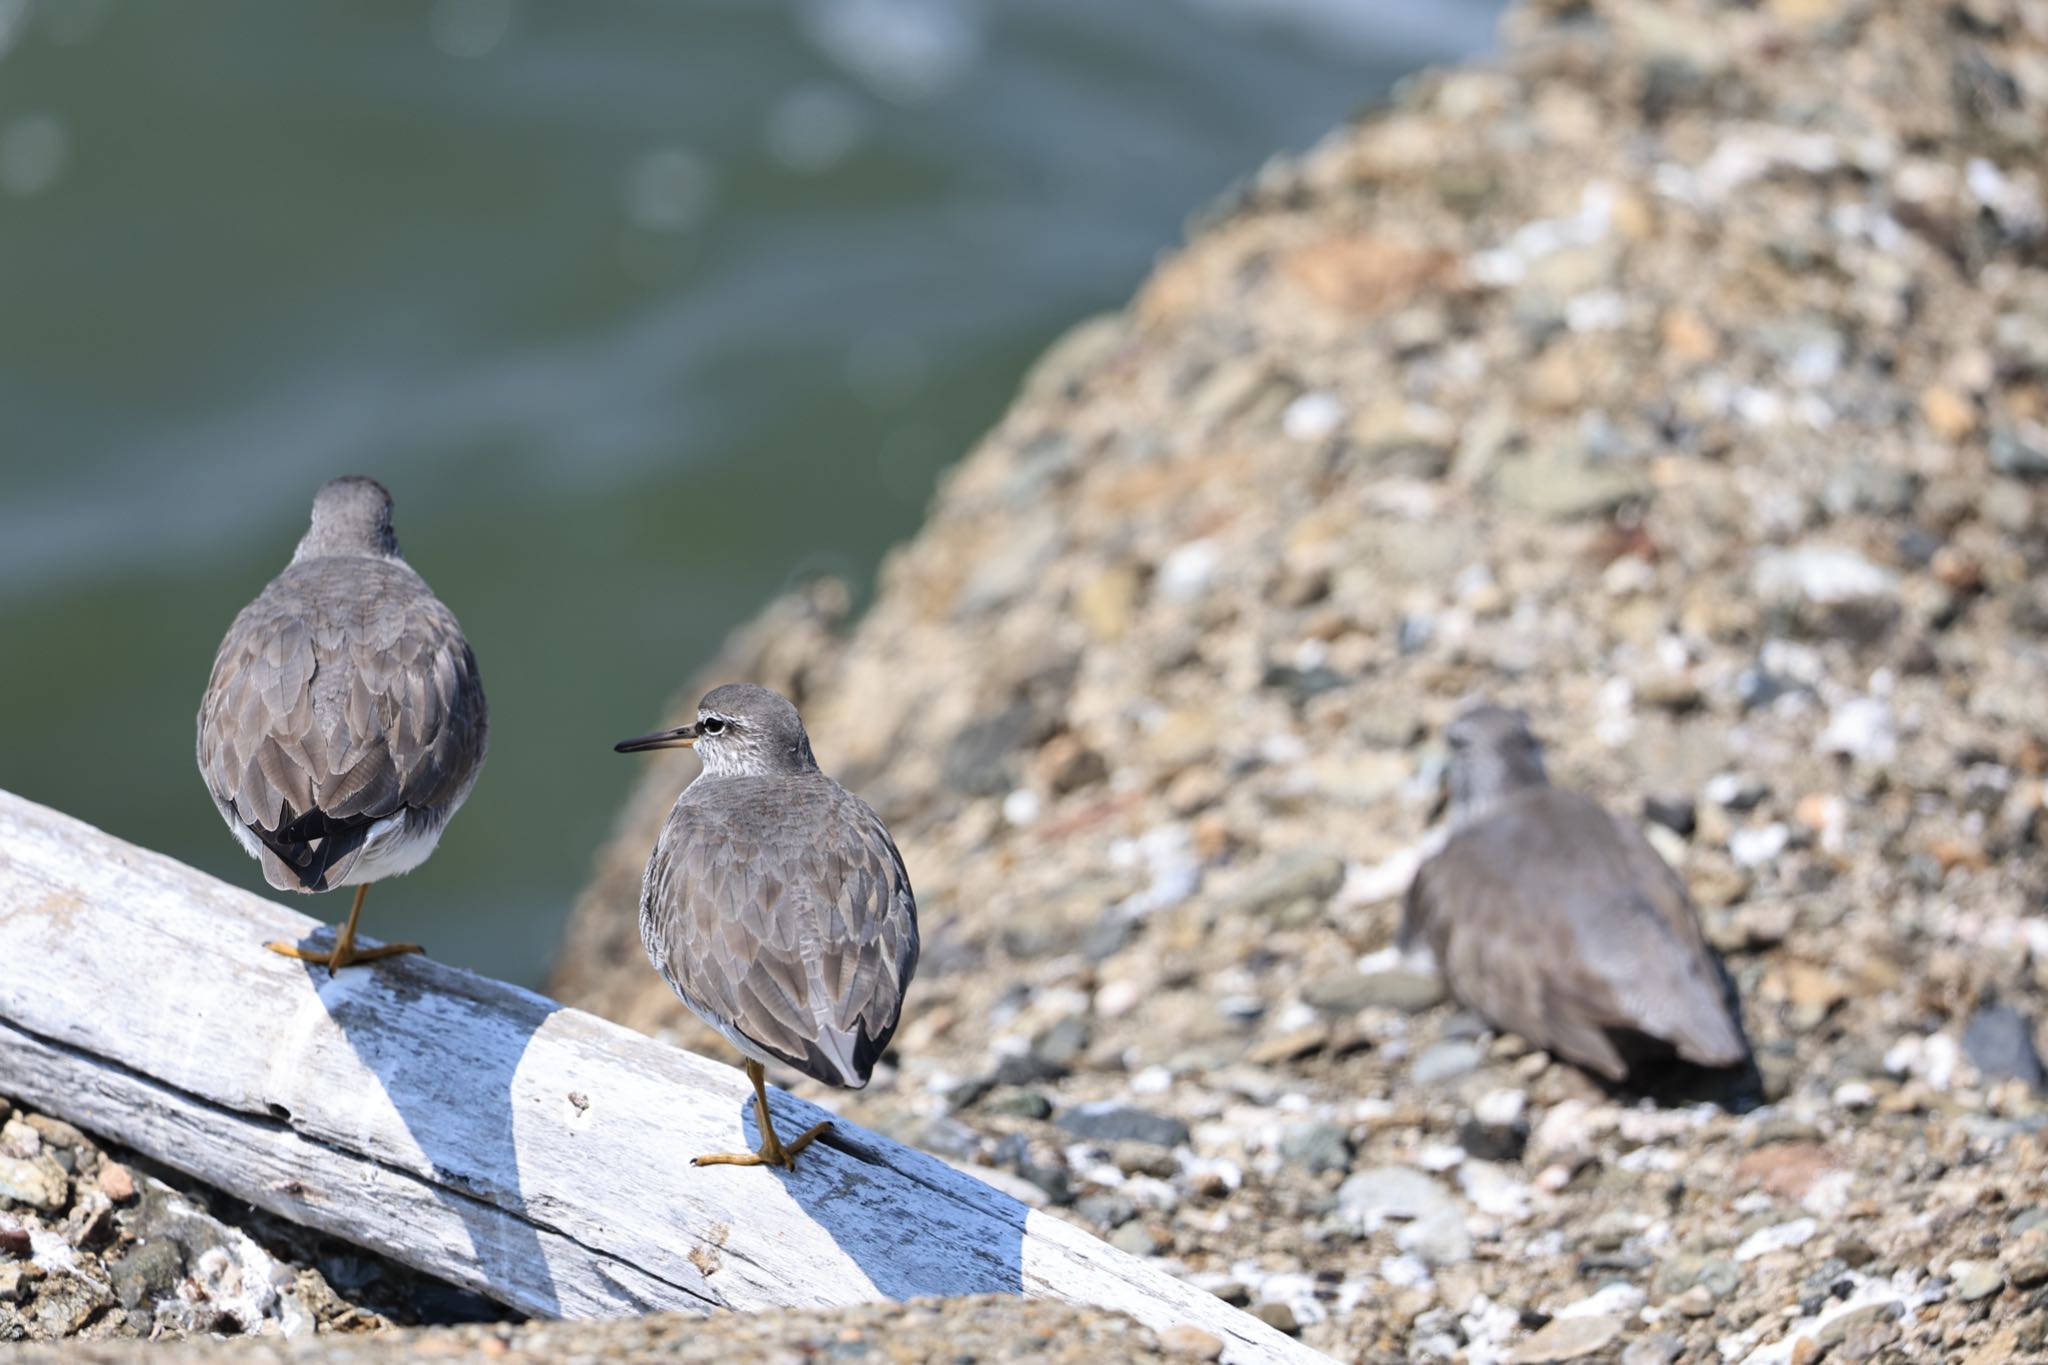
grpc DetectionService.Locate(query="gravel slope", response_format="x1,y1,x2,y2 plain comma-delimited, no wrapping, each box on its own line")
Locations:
553,0,2048,1360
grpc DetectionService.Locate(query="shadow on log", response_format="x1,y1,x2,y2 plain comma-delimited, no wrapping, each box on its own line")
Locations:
0,789,1323,1363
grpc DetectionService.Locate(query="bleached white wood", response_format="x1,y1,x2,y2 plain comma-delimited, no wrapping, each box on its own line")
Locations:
0,789,1329,1364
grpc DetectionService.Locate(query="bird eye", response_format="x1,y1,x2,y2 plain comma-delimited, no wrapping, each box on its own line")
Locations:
700,717,727,735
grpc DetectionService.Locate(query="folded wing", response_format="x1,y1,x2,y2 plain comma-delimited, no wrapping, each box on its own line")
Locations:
196,560,488,891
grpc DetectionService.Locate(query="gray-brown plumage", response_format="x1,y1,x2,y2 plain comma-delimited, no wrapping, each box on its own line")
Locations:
197,476,487,972
1401,705,1749,1086
616,682,918,1169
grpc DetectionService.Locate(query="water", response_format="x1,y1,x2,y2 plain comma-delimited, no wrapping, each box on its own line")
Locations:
0,0,1500,987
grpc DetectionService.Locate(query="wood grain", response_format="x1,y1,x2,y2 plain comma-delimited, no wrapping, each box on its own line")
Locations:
0,788,1326,1364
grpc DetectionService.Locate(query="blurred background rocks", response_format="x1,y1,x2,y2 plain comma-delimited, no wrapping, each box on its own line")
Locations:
552,0,2048,1359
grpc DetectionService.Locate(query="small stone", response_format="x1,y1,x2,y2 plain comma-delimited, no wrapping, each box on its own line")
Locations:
1509,1311,1626,1362
1075,567,1139,642
1822,460,1920,518
0,1154,68,1212
1654,1255,1740,1299
25,1269,114,1337
0,1122,39,1161
1160,1325,1224,1359
1460,1089,1530,1161
1037,734,1110,795
1643,795,1696,837
1622,1333,1684,1365
1990,423,2048,480
1494,439,1650,518
1704,772,1768,811
1056,1103,1189,1149
1247,1025,1331,1065
1224,853,1346,923
1819,698,1897,764
1920,385,1976,441
1412,1038,1485,1085
2006,1252,2048,1288
1735,1217,1818,1262
1950,1258,2004,1301
1668,1284,1716,1317
1961,1002,2046,1090
981,1089,1053,1121
20,1116,87,1151
1250,1301,1300,1334
994,1051,1068,1086
1109,1222,1161,1257
1350,969,1446,1014
1030,1016,1091,1071
1280,1122,1354,1175
1337,1166,1472,1265
0,1219,27,1259
1754,545,1899,639
1814,1302,1902,1354
112,1237,186,1310
96,1162,136,1204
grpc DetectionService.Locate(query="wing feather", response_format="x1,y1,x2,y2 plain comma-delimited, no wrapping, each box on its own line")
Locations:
196,556,488,892
640,776,919,1088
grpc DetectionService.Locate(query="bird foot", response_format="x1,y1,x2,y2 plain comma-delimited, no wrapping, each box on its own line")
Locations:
265,939,423,975
691,1120,833,1170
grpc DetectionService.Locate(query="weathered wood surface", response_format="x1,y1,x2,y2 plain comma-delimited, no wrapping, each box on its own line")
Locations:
0,790,1328,1363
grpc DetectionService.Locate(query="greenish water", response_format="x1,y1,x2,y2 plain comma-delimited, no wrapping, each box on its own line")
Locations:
0,0,1499,987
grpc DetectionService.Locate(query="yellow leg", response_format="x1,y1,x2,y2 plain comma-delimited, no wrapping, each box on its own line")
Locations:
692,1059,833,1170
266,884,423,975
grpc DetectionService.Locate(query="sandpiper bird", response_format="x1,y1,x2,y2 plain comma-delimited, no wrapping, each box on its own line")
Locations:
197,476,488,973
1402,705,1750,1087
617,683,919,1169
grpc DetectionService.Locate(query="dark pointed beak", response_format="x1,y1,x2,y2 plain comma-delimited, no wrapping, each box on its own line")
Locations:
614,722,698,753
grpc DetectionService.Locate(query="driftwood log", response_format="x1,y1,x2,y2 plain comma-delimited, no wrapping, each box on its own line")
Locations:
0,790,1325,1363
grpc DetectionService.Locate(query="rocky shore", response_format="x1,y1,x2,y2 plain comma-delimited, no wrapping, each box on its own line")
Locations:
552,0,2048,1359
9,0,2048,1358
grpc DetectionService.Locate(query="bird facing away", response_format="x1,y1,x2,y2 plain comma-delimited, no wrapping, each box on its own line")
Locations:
1401,705,1750,1087
197,476,488,973
616,683,919,1170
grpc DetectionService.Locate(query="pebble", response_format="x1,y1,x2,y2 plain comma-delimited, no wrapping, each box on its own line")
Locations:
0,1154,68,1212
1508,1311,1626,1362
1336,1166,1472,1265
1812,1302,1903,1353
1621,1333,1684,1365
96,1162,135,1204
1348,968,1446,1014
1412,1038,1486,1085
1250,1300,1300,1334
1753,545,1899,638
1961,1001,2045,1090
1735,1217,1818,1262
1279,1122,1353,1175
982,1089,1054,1121
1055,1103,1189,1149
1819,698,1897,764
1159,1324,1224,1359
1728,822,1790,868
1223,851,1346,925
1990,422,2048,479
1949,1258,2004,1302
1667,1283,1716,1317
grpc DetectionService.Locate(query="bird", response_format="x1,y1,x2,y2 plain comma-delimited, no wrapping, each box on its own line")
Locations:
1401,704,1751,1089
616,683,919,1170
196,476,488,974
